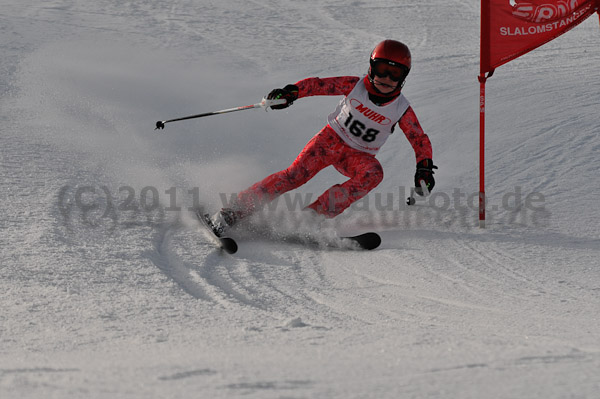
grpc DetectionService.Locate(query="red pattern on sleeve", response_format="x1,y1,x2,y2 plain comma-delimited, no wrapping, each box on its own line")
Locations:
398,106,433,163
294,76,360,98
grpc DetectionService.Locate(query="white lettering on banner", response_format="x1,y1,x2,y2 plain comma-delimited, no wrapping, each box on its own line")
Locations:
499,3,593,36
510,0,582,23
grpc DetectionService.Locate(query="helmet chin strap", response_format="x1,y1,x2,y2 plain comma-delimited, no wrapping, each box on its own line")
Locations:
367,75,405,95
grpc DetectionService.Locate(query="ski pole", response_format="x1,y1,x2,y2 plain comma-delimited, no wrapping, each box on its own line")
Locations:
406,180,430,205
155,98,287,130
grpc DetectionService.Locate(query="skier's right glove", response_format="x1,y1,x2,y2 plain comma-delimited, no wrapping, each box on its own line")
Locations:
266,84,299,109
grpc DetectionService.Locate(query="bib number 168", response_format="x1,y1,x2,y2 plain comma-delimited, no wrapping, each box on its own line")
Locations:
344,112,379,143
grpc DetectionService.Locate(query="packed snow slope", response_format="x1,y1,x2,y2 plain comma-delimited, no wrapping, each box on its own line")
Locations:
1,1,599,398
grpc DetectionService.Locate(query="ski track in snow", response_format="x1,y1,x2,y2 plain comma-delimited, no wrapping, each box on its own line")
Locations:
154,220,371,327
2,0,599,398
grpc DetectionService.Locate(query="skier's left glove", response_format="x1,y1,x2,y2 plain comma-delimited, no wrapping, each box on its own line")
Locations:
266,84,299,109
414,159,438,196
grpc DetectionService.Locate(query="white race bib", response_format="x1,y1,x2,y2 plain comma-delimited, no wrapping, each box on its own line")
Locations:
328,78,410,154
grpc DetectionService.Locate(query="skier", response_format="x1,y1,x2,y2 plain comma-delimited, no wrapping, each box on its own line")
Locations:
210,39,436,235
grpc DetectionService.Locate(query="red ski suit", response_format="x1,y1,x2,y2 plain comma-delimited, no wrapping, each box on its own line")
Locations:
233,76,432,218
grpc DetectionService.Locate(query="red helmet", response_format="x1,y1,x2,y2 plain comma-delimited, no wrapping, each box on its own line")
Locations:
365,40,411,97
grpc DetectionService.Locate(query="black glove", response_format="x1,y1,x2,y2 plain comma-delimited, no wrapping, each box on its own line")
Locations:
266,84,299,109
414,159,438,196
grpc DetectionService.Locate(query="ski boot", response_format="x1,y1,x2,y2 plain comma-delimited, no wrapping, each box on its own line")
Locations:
209,208,238,237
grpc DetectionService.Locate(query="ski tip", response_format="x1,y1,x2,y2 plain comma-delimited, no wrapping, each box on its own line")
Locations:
362,232,382,250
347,232,381,250
221,237,238,254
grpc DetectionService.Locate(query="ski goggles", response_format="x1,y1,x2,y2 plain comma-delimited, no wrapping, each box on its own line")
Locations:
370,60,408,82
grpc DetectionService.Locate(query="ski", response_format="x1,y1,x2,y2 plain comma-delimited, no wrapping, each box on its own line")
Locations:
195,209,238,254
194,208,380,253
273,231,381,250
343,232,381,250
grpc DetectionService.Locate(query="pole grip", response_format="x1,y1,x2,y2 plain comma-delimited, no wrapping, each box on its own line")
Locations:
260,98,287,109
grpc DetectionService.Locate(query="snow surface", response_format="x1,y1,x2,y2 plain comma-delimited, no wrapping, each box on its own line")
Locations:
1,1,599,398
